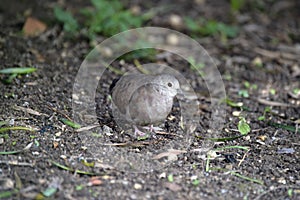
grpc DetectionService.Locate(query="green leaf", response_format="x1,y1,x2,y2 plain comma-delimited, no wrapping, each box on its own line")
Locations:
0,67,36,74
167,174,174,182
270,88,276,95
192,179,200,186
238,117,251,135
238,89,249,98
0,121,8,127
258,116,265,121
225,98,243,107
293,88,300,95
251,84,258,90
244,81,250,88
137,133,150,141
42,187,57,197
288,189,293,197
264,106,271,113
76,185,84,191
60,118,81,129
54,6,79,33
217,22,239,38
184,17,201,33
0,190,18,199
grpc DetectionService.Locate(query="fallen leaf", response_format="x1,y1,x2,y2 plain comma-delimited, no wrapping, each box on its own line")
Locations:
13,105,49,116
257,135,267,141
53,142,59,149
152,149,187,160
23,17,47,37
88,177,103,186
164,182,182,192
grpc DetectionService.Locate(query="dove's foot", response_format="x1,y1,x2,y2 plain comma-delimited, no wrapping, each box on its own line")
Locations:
142,125,163,132
133,125,148,137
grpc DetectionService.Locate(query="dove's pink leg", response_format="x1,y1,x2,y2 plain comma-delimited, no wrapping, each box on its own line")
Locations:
133,125,147,137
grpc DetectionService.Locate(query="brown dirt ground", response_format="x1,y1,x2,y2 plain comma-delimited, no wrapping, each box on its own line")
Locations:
0,0,299,199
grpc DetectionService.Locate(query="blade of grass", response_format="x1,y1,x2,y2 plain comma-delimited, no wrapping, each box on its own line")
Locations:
196,135,244,142
134,59,150,74
49,160,97,175
231,171,264,185
0,142,33,155
0,126,35,133
3,73,18,84
268,121,299,133
0,67,37,74
207,167,264,185
215,145,249,151
107,65,125,75
60,118,81,129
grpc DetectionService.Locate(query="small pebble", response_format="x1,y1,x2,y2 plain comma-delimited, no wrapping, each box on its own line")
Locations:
167,34,179,45
169,14,183,29
134,183,142,190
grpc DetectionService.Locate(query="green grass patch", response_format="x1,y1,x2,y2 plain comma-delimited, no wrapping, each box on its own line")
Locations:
54,0,150,40
184,17,239,42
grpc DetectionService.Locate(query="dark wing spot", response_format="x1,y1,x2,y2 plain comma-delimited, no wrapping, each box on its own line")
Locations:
109,78,120,93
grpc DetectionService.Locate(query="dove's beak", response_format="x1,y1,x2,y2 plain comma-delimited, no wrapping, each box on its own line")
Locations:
176,89,184,97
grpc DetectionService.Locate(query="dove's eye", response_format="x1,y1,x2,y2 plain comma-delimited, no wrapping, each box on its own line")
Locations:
167,82,173,87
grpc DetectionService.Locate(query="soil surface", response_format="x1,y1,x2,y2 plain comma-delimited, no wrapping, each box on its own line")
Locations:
0,0,299,199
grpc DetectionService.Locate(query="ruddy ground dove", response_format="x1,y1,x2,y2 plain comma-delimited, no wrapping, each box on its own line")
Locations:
110,73,181,136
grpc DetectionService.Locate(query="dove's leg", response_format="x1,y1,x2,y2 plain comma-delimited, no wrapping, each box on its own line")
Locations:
133,125,147,137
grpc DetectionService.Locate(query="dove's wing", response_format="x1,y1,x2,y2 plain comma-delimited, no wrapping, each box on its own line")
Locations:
128,83,174,125
111,74,154,115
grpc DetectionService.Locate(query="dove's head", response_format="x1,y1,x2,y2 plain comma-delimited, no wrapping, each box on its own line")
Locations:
154,74,181,97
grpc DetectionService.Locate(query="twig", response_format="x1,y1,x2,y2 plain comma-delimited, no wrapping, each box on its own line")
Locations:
238,149,250,167
45,105,72,121
256,98,293,107
13,105,49,117
0,160,34,167
155,131,180,137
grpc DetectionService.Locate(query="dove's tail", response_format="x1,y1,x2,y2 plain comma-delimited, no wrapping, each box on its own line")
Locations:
109,78,120,94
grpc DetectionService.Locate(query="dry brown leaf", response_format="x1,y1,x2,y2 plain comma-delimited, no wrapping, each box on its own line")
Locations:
53,141,59,149
13,105,49,116
76,125,100,132
152,149,187,160
23,17,47,37
163,182,182,192
94,162,115,170
88,177,103,186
